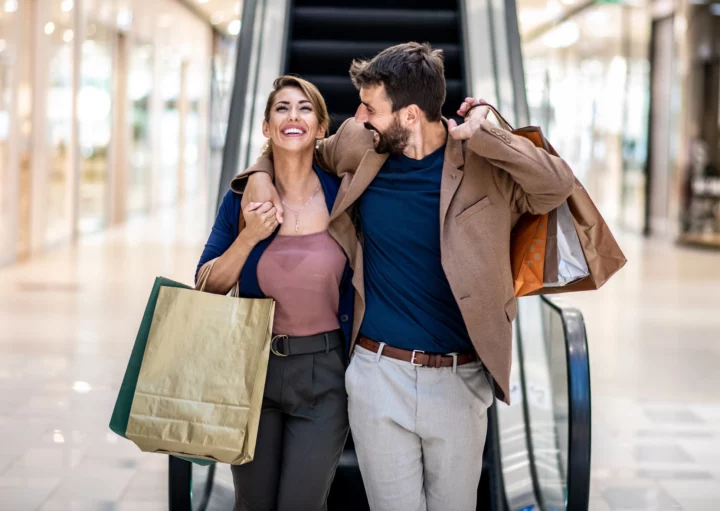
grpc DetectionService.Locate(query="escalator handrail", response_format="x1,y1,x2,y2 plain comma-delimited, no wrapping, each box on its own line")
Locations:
540,296,592,510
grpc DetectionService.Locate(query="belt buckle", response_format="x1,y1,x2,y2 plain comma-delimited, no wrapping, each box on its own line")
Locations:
410,349,425,367
271,335,289,357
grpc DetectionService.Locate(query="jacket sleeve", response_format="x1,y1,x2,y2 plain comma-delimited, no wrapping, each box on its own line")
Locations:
467,119,575,215
195,190,237,283
230,119,358,194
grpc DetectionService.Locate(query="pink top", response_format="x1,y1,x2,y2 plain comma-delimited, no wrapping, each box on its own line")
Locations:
257,231,347,336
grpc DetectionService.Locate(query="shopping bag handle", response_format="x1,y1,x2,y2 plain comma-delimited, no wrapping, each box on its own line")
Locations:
196,259,240,298
465,100,514,132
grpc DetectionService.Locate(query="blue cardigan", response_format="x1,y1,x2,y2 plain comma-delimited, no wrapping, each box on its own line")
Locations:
196,166,354,345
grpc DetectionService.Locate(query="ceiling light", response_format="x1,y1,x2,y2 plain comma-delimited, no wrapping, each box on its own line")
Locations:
63,29,74,42
61,0,73,11
544,0,563,18
4,0,18,13
228,19,241,35
45,22,56,35
197,0,209,3
234,2,242,15
117,8,133,30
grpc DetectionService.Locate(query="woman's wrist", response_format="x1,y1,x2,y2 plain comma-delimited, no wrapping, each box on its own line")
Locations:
236,229,260,249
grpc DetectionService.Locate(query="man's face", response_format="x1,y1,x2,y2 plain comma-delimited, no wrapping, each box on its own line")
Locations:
354,84,410,154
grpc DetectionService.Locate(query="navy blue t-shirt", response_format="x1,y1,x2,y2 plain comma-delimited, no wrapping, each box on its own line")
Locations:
358,145,474,353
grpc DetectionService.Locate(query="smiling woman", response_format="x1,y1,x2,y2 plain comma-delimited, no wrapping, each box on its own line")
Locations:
194,75,354,511
262,75,329,154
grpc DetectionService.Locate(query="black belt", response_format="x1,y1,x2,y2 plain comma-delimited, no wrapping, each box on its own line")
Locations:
270,330,343,357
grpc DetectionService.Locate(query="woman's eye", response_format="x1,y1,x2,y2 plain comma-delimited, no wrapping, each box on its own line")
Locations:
276,106,287,111
301,106,312,111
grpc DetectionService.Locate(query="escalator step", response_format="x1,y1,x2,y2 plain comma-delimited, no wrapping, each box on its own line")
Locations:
289,41,462,78
292,8,459,43
296,0,457,10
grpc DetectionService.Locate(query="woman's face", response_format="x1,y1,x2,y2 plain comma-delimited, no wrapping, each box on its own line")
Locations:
263,87,325,154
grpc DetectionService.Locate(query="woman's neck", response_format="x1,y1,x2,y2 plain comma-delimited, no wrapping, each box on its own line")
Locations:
273,147,317,202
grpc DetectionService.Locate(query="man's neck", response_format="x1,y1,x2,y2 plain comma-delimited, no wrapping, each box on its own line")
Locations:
402,120,447,160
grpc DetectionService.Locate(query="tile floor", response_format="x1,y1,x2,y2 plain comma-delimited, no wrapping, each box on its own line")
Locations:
0,202,718,510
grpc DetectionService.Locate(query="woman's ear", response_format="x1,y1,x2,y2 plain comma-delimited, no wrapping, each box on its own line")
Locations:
315,123,328,140
262,120,270,139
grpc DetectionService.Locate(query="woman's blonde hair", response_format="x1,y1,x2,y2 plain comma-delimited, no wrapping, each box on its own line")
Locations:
264,75,330,136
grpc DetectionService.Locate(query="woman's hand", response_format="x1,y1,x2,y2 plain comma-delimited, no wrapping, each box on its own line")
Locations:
242,202,279,245
243,173,284,224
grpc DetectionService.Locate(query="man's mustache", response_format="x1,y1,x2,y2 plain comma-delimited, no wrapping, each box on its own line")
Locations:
364,123,378,133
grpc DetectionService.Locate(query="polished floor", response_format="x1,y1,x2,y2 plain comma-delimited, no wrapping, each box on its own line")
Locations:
0,201,718,511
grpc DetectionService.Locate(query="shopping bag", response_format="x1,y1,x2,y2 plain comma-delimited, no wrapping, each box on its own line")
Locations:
510,211,549,296
124,261,275,465
543,202,589,287
475,102,627,296
109,276,214,465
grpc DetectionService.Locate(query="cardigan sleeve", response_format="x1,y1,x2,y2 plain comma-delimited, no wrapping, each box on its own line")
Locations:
195,190,239,283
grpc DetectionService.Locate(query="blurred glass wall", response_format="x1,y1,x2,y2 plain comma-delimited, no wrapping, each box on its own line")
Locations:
517,0,652,234
0,0,243,266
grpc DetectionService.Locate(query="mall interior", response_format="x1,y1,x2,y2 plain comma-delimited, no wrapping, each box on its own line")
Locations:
0,0,719,510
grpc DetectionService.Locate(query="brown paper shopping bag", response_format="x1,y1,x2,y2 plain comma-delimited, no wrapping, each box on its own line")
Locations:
474,102,627,297
125,261,275,465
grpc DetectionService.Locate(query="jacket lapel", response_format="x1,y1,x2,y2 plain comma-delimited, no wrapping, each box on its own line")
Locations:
330,149,388,221
440,125,465,231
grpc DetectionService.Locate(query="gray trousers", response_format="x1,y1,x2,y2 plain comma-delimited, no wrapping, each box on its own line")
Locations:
347,345,494,511
231,345,349,511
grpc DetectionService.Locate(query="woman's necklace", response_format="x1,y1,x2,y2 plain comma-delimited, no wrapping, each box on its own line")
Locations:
280,184,321,232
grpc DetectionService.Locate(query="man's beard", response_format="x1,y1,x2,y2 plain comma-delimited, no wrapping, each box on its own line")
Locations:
364,115,410,154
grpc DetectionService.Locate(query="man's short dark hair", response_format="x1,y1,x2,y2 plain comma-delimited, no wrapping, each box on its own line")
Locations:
349,42,446,123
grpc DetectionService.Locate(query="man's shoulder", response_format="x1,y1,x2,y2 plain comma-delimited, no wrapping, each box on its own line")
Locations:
336,118,375,151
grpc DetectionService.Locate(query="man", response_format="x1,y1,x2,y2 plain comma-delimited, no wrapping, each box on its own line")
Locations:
233,42,574,511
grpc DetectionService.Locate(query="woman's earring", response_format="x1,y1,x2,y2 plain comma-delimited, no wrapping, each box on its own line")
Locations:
315,139,321,150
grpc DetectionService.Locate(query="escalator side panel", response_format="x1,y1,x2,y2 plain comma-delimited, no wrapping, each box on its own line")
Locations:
242,0,292,170
561,308,592,511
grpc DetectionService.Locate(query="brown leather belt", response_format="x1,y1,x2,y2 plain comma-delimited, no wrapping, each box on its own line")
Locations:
357,337,478,368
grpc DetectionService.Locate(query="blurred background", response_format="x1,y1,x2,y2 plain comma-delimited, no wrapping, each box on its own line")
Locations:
0,0,718,510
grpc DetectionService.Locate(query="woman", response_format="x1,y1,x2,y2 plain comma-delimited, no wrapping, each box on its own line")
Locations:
195,76,353,511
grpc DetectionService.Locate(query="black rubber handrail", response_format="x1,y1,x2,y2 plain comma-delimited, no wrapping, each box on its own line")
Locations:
541,297,592,510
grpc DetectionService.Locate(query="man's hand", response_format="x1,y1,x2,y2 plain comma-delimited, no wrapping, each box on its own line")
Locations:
242,173,284,224
448,97,491,141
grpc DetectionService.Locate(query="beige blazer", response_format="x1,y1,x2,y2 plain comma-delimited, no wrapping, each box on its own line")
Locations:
232,118,575,404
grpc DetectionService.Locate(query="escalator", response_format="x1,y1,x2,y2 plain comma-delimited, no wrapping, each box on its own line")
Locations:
285,0,466,131
171,0,593,509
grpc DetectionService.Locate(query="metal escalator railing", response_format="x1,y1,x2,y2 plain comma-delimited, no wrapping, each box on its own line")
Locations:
502,295,591,511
